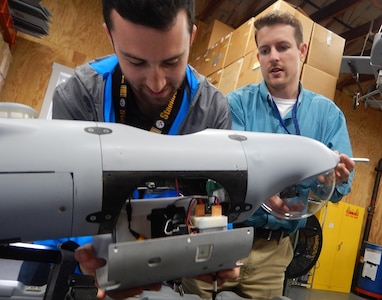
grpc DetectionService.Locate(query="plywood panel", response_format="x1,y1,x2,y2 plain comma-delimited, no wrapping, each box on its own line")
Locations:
39,0,110,59
0,0,111,112
334,88,382,246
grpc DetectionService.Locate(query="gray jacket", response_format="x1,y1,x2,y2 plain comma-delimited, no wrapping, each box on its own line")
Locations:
52,55,231,133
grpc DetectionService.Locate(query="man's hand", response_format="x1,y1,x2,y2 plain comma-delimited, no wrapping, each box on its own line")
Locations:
334,153,355,185
75,244,161,299
194,265,240,286
266,195,290,215
264,194,305,217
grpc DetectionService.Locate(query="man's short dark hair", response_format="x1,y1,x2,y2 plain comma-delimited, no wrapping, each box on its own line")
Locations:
254,10,304,47
102,0,195,34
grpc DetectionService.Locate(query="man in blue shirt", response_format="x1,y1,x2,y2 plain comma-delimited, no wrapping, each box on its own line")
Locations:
182,10,355,300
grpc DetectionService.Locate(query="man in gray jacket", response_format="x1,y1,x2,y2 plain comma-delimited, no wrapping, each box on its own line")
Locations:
51,0,234,299
53,1,230,135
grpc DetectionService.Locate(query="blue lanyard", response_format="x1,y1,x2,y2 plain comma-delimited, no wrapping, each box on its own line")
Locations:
104,65,197,135
271,98,300,135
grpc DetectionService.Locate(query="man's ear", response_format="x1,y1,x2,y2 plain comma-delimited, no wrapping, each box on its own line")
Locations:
299,42,308,63
190,24,197,46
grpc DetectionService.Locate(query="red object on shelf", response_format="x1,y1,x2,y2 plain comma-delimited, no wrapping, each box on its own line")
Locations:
0,0,16,45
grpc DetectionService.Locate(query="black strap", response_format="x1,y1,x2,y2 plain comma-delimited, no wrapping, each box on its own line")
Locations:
43,241,81,300
112,64,185,133
65,274,98,300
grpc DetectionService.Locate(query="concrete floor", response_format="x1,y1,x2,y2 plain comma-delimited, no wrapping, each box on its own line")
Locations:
1,259,381,300
287,286,376,300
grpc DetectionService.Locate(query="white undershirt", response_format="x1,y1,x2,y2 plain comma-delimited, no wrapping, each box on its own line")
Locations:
272,96,295,118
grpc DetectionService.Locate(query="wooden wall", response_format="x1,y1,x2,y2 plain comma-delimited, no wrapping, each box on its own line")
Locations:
0,0,111,111
0,0,381,244
335,86,382,245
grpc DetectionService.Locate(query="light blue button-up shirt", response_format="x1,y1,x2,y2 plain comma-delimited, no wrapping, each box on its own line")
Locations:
228,81,353,232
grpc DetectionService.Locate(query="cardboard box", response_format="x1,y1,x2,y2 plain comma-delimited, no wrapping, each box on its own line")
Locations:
201,34,231,76
255,0,314,47
191,19,233,58
225,17,257,67
300,64,338,100
236,51,263,89
306,22,345,78
188,52,203,73
207,69,223,88
194,19,208,35
190,19,208,59
190,49,209,76
219,58,243,95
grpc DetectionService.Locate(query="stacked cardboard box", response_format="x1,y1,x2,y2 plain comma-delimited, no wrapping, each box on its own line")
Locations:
221,17,258,92
224,17,257,68
191,33,231,77
219,57,243,95
190,0,345,100
236,51,262,89
190,19,233,60
302,23,345,99
206,69,223,88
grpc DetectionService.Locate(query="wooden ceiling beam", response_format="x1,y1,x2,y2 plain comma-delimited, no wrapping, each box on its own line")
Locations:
310,0,362,22
341,16,382,43
238,0,263,25
196,0,226,21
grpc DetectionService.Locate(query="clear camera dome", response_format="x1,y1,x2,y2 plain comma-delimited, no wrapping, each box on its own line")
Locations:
261,169,336,220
